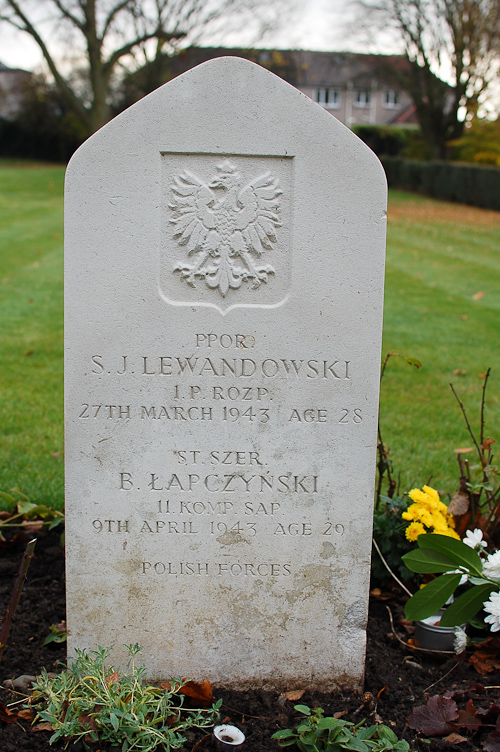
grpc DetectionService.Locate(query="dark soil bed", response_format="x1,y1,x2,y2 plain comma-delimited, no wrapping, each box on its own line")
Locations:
1,529,499,751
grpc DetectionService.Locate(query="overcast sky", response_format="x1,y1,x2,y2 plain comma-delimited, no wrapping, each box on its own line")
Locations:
0,0,377,71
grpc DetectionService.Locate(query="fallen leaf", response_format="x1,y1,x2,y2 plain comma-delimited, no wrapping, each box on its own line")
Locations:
17,709,34,721
479,373,488,379
77,714,97,730
52,452,62,460
32,722,54,732
469,637,500,673
448,491,470,516
24,350,34,356
0,702,18,724
456,699,480,731
106,670,119,686
21,520,43,533
460,315,468,320
334,710,348,718
408,694,459,736
453,369,467,375
476,702,500,721
443,732,467,743
473,291,484,300
454,447,474,454
371,587,394,601
285,689,305,701
484,731,500,752
178,679,213,706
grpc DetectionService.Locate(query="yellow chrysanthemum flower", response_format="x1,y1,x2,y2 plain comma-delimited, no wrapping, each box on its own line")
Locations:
405,521,426,541
408,488,429,506
402,486,457,541
432,527,460,540
423,485,440,505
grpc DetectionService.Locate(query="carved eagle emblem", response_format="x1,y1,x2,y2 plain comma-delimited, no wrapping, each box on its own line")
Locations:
169,160,282,298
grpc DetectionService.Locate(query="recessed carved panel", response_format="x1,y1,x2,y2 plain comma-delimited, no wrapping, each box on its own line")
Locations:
160,154,292,313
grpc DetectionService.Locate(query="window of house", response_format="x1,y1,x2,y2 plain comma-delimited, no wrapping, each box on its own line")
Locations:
383,89,399,108
355,90,371,107
315,88,340,109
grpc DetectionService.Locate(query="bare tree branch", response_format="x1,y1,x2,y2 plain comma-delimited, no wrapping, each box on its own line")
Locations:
356,0,500,157
0,0,284,136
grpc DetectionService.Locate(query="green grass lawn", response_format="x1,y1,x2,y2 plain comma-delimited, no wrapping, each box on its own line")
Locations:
0,161,64,507
381,192,500,496
0,161,499,508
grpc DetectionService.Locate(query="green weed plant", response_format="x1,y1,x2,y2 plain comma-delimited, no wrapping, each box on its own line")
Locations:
272,705,409,751
0,486,63,540
29,644,221,751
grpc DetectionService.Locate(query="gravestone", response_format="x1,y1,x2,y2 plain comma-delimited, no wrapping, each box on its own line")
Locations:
65,57,387,690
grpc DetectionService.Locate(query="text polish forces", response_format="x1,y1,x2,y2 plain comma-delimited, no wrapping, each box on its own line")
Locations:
141,561,292,576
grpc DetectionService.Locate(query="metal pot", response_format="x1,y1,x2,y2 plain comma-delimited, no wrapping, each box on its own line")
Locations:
415,609,464,651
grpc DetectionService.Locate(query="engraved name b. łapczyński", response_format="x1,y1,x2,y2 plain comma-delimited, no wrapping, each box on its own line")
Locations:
170,160,282,298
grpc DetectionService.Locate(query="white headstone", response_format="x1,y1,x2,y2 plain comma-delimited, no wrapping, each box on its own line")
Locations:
65,57,387,690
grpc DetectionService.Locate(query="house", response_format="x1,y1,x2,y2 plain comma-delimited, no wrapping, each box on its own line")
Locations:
0,62,31,120
146,47,416,128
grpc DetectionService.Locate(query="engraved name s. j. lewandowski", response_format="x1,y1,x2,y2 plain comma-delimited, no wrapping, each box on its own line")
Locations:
170,160,282,298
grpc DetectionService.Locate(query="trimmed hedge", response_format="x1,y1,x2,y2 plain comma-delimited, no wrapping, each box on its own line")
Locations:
0,118,82,163
381,157,500,211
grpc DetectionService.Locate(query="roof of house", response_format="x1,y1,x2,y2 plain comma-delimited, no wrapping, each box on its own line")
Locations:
166,47,408,89
0,61,30,74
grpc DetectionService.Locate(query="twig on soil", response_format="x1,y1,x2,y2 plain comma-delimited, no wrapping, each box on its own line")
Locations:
191,733,211,751
385,606,456,655
0,538,37,662
221,703,268,720
423,662,459,693
373,539,413,598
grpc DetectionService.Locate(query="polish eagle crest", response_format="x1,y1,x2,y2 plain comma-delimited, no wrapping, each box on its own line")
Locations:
169,160,282,298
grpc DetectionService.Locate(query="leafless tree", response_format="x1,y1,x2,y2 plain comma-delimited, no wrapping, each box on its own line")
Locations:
0,0,283,136
358,0,500,158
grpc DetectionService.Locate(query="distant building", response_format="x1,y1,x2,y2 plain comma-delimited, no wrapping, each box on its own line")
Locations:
0,62,31,120
154,48,416,128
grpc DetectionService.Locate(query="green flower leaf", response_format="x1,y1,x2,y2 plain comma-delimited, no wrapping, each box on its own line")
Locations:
294,705,312,716
316,717,342,729
417,534,483,576
405,573,462,622
439,583,498,627
402,548,457,573
272,729,296,739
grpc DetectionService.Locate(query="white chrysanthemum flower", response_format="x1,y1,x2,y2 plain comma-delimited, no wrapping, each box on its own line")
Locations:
484,592,500,632
483,551,500,582
453,626,467,654
449,569,468,586
463,528,487,550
